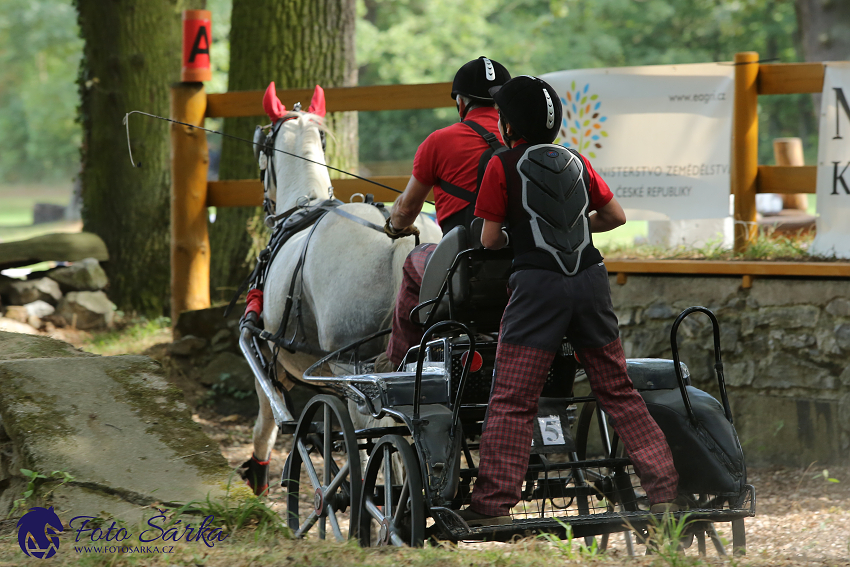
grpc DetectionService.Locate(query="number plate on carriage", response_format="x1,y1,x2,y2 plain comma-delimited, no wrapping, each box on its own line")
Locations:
530,398,576,454
537,415,567,446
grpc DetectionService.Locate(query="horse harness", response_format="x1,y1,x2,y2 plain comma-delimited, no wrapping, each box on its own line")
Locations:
436,119,506,235
236,113,391,360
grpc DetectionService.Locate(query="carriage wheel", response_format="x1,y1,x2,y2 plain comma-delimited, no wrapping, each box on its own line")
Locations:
575,401,747,557
358,434,425,547
285,395,361,541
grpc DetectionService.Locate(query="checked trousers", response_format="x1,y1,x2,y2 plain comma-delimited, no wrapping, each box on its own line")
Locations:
471,266,679,516
386,243,437,366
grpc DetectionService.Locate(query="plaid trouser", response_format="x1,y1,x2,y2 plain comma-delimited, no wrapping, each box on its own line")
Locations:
386,243,437,366
472,267,679,516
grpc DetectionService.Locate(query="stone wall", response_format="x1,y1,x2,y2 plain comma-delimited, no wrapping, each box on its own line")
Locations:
608,274,849,468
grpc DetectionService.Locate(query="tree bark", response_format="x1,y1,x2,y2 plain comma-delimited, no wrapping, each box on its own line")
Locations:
209,0,357,302
794,0,850,63
75,0,203,317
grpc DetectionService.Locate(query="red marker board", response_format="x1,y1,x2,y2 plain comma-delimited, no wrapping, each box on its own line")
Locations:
182,10,212,82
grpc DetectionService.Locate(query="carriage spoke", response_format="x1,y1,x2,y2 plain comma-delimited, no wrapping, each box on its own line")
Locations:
389,531,405,547
393,479,410,525
294,510,319,539
325,461,350,495
319,515,326,539
383,446,393,518
364,495,385,522
297,439,322,490
323,406,332,486
326,504,345,541
707,524,727,556
696,530,707,555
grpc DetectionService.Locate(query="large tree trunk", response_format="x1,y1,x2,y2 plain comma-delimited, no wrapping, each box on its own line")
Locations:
794,0,850,63
75,0,202,317
209,0,357,302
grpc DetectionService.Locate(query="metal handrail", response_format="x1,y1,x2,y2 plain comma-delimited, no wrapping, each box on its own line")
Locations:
670,306,733,426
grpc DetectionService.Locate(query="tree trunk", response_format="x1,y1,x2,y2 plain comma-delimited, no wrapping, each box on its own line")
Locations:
794,0,850,63
209,0,357,302
75,0,203,317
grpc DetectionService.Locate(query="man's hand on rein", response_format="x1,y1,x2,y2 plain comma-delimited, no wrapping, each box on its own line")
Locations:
384,217,420,240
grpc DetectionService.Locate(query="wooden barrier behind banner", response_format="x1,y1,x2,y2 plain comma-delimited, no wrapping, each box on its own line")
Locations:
170,55,847,320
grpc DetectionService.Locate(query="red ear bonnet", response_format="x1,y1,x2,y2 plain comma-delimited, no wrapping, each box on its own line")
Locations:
307,85,326,117
262,82,287,123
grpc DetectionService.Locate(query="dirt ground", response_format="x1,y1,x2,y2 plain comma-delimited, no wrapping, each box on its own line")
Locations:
192,408,850,564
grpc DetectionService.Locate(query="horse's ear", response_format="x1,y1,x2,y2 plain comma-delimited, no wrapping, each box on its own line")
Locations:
263,82,287,123
307,85,326,117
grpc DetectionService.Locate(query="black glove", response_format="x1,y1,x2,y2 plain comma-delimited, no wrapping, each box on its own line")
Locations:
384,217,420,240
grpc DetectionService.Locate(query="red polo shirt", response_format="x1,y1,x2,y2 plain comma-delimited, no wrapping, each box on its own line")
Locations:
474,146,613,223
412,107,502,225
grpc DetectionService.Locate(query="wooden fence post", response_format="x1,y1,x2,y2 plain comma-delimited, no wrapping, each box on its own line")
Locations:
170,82,210,326
773,137,808,210
733,51,760,252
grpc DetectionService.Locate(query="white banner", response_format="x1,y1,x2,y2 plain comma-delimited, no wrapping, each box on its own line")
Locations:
811,62,850,259
541,63,734,220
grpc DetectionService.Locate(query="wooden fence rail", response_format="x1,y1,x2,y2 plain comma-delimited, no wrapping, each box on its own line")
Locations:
170,55,847,321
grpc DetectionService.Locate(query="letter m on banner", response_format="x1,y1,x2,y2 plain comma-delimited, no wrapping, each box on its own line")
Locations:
832,87,850,140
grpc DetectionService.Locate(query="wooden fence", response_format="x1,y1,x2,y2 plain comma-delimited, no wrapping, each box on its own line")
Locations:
169,53,850,321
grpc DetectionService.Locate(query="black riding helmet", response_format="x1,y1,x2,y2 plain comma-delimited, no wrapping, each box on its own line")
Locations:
489,75,562,144
451,56,511,102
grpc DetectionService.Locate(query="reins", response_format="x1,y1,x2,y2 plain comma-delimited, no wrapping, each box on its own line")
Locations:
122,110,435,205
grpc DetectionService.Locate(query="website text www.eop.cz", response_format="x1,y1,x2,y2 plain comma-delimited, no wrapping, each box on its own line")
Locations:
668,92,727,103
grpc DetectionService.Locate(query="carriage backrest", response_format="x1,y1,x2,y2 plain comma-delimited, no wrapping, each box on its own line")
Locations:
416,219,513,332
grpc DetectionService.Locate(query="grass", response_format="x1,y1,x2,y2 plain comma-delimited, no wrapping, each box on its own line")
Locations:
81,317,172,356
598,227,825,262
0,183,73,227
0,527,806,567
0,183,79,245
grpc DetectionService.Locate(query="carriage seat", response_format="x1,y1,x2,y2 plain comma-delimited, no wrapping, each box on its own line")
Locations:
626,358,691,390
415,220,512,332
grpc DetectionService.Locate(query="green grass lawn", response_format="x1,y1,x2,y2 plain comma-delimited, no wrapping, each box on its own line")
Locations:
0,183,78,246
0,183,73,226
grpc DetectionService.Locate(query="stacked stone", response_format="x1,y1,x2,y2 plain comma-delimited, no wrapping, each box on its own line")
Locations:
606,275,850,468
0,258,117,333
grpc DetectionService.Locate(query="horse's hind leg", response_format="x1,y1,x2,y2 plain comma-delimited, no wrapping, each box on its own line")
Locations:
240,381,278,496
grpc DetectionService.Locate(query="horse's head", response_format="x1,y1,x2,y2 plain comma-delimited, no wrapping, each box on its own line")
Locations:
262,83,332,215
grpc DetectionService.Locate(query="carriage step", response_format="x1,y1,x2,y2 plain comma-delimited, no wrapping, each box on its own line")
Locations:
431,488,755,542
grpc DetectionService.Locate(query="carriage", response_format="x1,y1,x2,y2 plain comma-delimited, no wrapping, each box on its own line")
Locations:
238,217,755,554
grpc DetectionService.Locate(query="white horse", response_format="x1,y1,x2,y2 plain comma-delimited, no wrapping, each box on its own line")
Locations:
242,84,440,495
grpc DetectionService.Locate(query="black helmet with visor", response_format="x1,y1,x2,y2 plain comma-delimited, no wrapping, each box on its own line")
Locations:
451,56,511,102
489,75,562,144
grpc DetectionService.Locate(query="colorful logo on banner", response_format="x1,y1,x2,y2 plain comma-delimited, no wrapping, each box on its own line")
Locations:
17,506,64,559
557,81,608,158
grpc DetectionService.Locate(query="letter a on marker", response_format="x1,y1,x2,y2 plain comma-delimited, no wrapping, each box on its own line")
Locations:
188,26,210,63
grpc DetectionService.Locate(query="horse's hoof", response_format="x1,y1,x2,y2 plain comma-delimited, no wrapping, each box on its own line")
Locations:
240,454,270,496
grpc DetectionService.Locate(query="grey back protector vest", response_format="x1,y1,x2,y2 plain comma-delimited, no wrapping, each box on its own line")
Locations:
517,145,591,276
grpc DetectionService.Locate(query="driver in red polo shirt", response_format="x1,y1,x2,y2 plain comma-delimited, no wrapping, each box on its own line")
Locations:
378,57,511,370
